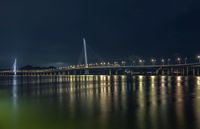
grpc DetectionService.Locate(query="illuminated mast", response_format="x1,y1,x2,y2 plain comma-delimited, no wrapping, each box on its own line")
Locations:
13,58,17,75
83,38,88,68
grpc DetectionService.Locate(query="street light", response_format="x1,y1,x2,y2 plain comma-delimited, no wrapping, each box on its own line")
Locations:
184,57,187,64
139,59,144,65
177,57,181,64
197,56,200,63
167,58,171,65
132,60,136,66
114,61,118,66
121,61,126,66
161,59,165,65
151,59,156,65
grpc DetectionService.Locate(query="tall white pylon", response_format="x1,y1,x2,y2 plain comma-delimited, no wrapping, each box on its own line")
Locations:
13,58,17,75
83,38,88,68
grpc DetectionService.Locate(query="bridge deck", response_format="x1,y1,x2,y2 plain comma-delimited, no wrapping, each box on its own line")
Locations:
0,63,200,73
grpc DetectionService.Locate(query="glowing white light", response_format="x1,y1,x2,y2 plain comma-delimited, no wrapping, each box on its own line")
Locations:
13,58,17,75
177,76,182,82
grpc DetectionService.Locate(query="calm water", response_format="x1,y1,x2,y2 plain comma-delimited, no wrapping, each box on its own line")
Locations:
0,75,200,129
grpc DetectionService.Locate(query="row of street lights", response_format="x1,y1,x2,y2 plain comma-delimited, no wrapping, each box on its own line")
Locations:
134,56,200,66
134,57,187,66
60,56,200,69
84,56,200,67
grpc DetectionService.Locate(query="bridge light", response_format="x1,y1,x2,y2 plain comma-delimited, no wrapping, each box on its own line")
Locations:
167,58,171,65
114,61,118,66
139,59,144,65
121,61,126,66
132,60,135,66
177,58,181,64
197,56,200,62
161,59,165,65
151,59,156,65
184,57,188,64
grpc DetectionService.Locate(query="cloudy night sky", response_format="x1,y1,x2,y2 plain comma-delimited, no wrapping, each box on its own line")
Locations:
0,0,200,67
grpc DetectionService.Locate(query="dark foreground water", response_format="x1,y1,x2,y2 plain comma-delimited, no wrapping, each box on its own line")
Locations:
0,75,200,129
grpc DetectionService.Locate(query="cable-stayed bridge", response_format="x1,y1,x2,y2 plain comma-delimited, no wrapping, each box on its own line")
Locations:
1,39,200,76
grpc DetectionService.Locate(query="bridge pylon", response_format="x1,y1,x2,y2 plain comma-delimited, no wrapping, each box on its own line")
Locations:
13,58,17,75
83,38,89,74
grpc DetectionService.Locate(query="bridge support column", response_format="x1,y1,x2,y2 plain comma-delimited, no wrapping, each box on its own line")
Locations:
182,68,185,76
162,70,164,75
167,69,170,75
156,69,159,75
84,69,89,75
171,68,173,76
193,68,196,76
186,67,189,76
109,70,112,75
115,70,118,75
176,69,179,76
180,68,183,76
73,70,77,75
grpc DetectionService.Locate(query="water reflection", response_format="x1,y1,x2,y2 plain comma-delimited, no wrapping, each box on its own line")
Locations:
175,76,185,128
12,75,17,102
0,75,199,129
12,75,18,129
194,76,200,129
150,76,158,129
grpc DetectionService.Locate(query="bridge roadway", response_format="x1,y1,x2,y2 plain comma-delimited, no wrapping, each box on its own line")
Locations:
1,63,200,76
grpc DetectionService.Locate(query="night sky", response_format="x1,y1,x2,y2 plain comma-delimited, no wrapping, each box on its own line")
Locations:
0,0,200,67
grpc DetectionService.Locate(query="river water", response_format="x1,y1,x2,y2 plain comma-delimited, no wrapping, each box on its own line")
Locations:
0,75,199,129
